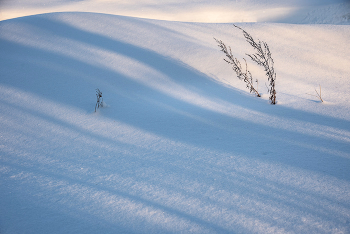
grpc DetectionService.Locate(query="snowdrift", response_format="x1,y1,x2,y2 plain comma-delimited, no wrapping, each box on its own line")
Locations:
1,11,350,233
1,0,350,24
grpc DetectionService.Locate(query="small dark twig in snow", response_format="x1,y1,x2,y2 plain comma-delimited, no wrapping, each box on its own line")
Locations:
95,88,103,112
306,84,324,102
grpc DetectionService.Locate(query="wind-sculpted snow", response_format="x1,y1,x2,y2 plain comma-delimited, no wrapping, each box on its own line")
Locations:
1,0,350,24
1,12,350,233
1,84,350,233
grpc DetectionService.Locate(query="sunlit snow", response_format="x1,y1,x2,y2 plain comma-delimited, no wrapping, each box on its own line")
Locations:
1,0,350,233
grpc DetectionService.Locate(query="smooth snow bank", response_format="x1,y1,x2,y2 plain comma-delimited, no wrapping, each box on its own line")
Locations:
1,85,350,233
0,0,350,24
1,12,350,233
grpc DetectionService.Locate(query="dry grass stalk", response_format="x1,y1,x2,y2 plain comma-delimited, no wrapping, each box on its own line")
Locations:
234,24,277,104
95,88,103,112
214,37,261,97
307,85,323,102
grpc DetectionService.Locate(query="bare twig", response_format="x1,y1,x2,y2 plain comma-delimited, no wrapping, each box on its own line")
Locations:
95,88,103,112
214,37,261,97
306,85,323,102
233,24,276,104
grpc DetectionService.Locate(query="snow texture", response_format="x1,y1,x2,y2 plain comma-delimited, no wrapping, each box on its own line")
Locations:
0,0,350,233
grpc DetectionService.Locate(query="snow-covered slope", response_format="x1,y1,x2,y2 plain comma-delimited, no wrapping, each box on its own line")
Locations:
1,0,350,24
1,1,350,234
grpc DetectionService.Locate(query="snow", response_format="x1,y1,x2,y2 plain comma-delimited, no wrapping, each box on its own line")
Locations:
1,1,350,233
1,0,350,24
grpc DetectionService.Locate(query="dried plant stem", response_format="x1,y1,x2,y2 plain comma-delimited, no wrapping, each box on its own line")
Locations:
214,38,261,97
95,88,103,112
234,24,276,104
307,85,323,102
